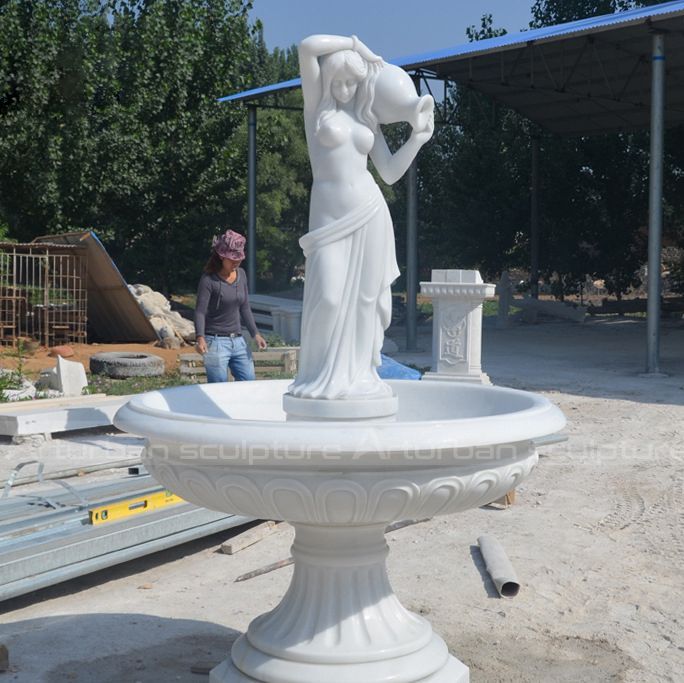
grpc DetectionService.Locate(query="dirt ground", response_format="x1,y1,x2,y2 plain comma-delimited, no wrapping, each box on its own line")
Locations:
0,342,188,377
0,317,683,682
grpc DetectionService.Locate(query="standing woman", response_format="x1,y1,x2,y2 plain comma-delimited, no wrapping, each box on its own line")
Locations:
288,35,433,401
195,230,267,383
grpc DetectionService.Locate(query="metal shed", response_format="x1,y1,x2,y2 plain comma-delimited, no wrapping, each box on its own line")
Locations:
220,0,684,373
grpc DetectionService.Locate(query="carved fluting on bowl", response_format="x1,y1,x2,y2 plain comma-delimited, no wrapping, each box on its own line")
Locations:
143,451,538,524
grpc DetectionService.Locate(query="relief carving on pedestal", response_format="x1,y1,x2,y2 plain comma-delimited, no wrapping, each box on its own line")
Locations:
440,307,467,365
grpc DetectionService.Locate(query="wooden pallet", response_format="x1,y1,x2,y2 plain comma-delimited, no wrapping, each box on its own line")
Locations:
179,348,298,379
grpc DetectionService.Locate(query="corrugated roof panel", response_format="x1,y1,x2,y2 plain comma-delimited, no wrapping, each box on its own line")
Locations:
396,0,684,69
218,77,301,103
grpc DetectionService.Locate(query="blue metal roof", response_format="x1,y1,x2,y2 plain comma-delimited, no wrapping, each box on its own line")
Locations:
219,1,684,104
395,0,684,69
218,77,301,103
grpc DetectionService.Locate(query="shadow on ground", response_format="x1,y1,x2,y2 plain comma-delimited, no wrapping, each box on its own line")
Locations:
1,613,239,682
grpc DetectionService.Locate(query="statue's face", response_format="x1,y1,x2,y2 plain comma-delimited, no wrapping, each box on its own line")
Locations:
331,65,359,105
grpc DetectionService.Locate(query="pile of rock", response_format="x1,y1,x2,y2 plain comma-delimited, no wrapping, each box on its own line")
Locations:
128,284,195,349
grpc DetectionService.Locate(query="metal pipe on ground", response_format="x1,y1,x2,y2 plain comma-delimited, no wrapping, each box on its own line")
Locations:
477,534,520,598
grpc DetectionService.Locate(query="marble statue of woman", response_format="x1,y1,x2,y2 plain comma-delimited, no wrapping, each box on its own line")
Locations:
286,35,434,414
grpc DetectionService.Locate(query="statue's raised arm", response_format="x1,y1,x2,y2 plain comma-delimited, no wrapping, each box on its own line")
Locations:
298,35,382,114
285,35,435,419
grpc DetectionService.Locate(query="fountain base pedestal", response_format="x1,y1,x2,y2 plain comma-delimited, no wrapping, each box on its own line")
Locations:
210,651,468,682
210,523,469,683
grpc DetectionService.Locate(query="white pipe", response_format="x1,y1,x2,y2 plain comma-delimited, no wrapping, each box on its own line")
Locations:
477,534,520,598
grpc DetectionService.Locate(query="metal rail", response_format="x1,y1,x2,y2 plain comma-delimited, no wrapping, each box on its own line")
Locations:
0,474,252,601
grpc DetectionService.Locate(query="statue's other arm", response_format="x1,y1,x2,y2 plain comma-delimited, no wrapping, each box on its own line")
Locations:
369,118,434,186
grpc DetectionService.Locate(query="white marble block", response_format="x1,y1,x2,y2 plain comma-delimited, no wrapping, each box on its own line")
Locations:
421,269,495,384
57,355,88,397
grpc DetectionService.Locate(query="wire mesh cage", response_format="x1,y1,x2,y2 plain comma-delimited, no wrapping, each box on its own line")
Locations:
0,243,87,347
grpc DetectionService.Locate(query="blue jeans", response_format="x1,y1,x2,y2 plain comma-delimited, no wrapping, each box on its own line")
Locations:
203,335,255,383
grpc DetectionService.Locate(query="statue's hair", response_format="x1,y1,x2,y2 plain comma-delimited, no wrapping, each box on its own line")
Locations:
315,50,382,134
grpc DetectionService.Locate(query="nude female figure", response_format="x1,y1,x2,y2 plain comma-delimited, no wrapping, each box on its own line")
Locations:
288,35,434,403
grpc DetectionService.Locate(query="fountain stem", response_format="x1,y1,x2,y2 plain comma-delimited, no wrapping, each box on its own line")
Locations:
211,523,469,682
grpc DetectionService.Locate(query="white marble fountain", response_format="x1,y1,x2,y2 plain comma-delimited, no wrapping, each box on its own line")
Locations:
115,34,566,683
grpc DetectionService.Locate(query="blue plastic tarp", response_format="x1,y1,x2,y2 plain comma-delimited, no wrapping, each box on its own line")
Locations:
377,354,421,380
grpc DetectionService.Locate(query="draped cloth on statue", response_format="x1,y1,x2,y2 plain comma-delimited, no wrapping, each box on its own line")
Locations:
288,185,400,400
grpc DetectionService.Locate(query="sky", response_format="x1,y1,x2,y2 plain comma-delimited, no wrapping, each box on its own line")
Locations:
249,0,535,62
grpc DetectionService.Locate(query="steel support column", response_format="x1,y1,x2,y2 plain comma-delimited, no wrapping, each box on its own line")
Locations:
405,76,420,351
646,33,665,374
530,135,540,299
247,104,258,293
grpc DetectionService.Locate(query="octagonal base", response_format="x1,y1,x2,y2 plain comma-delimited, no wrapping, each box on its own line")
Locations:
209,651,469,682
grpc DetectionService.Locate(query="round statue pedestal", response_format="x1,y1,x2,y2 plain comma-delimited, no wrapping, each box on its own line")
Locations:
283,392,398,420
210,524,469,683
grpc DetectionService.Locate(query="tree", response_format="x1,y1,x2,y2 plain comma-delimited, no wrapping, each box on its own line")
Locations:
527,0,668,298
530,0,634,27
0,1,271,293
97,0,258,293
411,15,533,281
0,1,107,239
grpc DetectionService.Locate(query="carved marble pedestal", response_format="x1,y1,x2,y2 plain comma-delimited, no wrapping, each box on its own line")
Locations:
420,270,495,384
115,380,565,683
212,524,468,682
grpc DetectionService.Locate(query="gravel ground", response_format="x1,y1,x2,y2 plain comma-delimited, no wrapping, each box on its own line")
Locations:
0,316,682,682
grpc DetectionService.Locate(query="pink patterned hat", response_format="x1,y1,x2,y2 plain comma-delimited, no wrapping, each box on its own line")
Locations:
212,230,246,260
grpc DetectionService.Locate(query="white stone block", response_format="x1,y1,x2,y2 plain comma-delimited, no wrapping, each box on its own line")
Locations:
56,356,88,397
0,394,132,436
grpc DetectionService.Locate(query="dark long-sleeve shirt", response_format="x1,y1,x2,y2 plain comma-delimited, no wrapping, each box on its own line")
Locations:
194,269,258,338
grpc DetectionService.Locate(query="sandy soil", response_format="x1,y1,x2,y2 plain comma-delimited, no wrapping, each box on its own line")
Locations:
0,317,682,682
0,342,187,377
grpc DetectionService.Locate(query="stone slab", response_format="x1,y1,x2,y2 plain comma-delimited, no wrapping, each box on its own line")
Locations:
0,394,134,437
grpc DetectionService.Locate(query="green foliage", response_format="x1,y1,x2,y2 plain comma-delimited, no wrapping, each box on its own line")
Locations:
482,300,522,317
0,340,27,401
530,0,634,27
668,253,684,295
0,0,274,293
98,0,259,293
86,369,192,395
523,0,666,299
0,369,22,399
262,332,287,347
416,15,532,281
0,221,11,241
413,1,682,300
0,0,682,304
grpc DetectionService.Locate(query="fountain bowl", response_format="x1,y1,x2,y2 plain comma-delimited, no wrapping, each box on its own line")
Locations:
114,379,564,683
115,379,564,525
